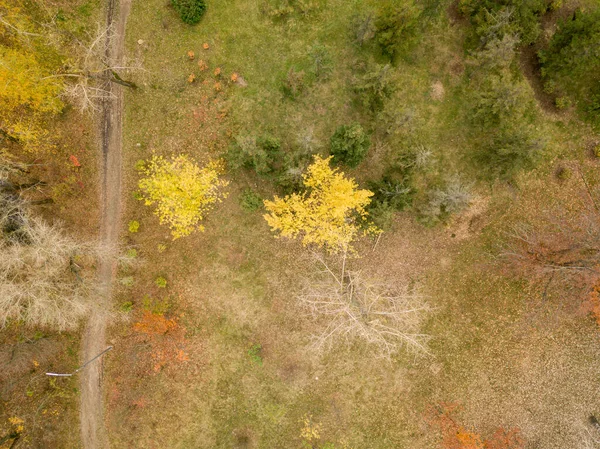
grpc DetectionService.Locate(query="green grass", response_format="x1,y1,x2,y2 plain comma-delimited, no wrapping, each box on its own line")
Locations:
108,0,600,448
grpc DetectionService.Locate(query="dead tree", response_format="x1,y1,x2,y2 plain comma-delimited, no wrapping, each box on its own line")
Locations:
501,167,600,303
299,253,430,359
48,24,139,112
0,159,100,330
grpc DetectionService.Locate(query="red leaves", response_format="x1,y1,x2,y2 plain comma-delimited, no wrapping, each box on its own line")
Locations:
69,154,81,167
425,403,525,449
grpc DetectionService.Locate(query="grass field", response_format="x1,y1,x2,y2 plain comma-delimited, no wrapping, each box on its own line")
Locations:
100,0,600,448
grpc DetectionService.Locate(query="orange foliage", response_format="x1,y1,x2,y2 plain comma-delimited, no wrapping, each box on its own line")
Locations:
187,50,195,60
202,42,210,50
132,311,190,374
133,311,176,335
588,278,600,325
187,73,196,83
484,428,525,449
456,430,484,449
69,154,81,167
213,67,221,77
197,59,208,71
176,349,190,362
426,403,524,449
230,72,238,83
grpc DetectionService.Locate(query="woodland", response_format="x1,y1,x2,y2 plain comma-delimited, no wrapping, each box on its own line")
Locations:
2,0,600,448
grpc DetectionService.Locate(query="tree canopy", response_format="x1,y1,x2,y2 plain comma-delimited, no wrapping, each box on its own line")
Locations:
0,1,65,151
263,155,379,253
138,155,229,239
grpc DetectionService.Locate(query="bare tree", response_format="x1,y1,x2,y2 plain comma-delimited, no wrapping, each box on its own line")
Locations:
0,187,100,330
498,167,600,317
501,191,600,298
502,220,600,279
47,24,139,112
577,418,600,449
299,254,430,359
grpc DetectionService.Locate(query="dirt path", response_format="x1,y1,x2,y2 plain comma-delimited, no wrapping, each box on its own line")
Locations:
80,0,130,448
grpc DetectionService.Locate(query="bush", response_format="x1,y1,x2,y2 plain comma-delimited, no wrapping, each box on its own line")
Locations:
128,220,140,233
366,200,396,230
374,1,421,60
247,343,263,365
282,68,306,99
264,0,321,22
351,13,375,46
459,0,549,45
470,74,534,128
330,124,371,168
155,276,168,288
239,188,263,212
275,166,305,194
471,34,519,71
171,0,207,25
419,178,473,225
308,43,333,79
539,7,600,124
368,174,413,210
226,134,282,176
474,125,545,180
354,64,394,113
120,301,134,312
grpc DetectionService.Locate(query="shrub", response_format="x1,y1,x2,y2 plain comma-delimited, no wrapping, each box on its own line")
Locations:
226,134,282,176
471,34,519,71
368,174,413,211
474,126,545,180
555,96,571,110
282,67,306,99
155,276,168,288
275,165,305,194
374,0,421,59
128,220,140,233
308,43,333,79
459,0,548,45
539,7,600,124
119,276,135,287
120,301,134,312
239,188,263,212
470,74,534,128
354,64,394,113
330,123,371,168
171,0,207,25
351,12,375,46
366,201,396,230
426,403,525,449
555,165,571,181
419,178,473,225
247,343,263,365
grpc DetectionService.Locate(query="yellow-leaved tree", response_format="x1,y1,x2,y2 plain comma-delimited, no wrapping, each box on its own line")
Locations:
138,155,229,239
0,1,65,150
264,155,379,253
